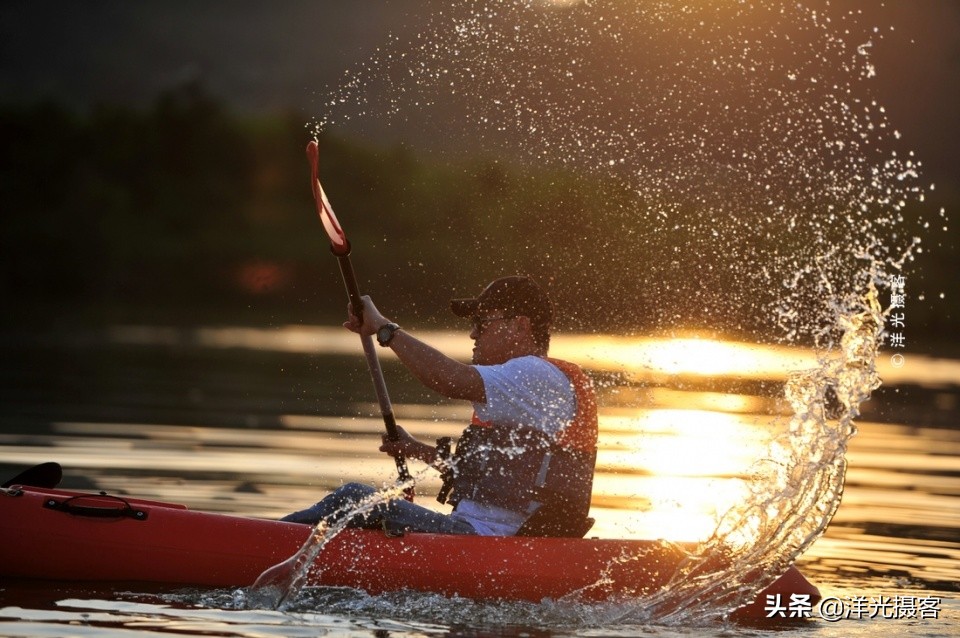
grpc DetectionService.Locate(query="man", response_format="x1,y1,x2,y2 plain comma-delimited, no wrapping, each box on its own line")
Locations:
282,276,598,537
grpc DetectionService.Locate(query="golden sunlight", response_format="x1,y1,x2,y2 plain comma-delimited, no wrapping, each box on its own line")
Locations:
104,325,960,389
550,334,816,381
593,409,777,542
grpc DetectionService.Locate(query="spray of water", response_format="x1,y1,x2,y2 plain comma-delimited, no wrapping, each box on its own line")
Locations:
608,282,884,622
314,1,932,334
244,476,417,610
302,0,939,622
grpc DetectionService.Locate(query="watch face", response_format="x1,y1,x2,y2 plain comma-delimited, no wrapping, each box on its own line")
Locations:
378,324,396,345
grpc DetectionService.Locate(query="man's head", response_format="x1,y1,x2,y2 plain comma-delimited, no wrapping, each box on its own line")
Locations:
451,276,553,364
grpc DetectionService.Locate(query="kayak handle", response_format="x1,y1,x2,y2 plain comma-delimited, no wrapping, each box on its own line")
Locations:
43,493,149,521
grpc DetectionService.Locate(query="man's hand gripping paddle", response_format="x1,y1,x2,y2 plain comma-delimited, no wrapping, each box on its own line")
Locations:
306,140,414,498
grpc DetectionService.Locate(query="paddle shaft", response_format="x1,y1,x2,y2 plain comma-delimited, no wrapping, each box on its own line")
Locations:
334,249,412,485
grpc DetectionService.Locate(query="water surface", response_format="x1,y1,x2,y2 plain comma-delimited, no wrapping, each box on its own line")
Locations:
1,326,957,636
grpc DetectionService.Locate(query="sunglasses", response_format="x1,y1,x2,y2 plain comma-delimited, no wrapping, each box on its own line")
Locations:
471,315,513,334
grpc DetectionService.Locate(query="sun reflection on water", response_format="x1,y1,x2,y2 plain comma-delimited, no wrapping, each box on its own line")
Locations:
593,408,780,543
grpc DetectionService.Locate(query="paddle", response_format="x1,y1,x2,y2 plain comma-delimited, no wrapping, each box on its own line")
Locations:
306,140,414,498
247,142,416,609
2,462,63,489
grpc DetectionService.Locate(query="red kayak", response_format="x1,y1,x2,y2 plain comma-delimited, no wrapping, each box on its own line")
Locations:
0,485,819,620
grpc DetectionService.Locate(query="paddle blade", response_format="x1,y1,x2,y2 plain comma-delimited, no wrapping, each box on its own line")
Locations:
2,462,63,488
306,140,349,256
248,522,328,609
247,552,303,609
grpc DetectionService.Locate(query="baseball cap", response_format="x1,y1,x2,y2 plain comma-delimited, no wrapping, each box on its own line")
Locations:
450,276,553,330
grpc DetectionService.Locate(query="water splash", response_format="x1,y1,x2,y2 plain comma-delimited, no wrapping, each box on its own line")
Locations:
305,0,938,623
608,283,884,622
313,0,932,338
244,477,416,610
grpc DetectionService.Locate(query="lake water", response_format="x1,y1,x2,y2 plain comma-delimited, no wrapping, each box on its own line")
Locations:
0,325,957,637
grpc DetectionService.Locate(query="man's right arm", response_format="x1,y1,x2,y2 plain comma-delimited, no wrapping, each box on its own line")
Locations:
387,329,486,403
345,295,486,403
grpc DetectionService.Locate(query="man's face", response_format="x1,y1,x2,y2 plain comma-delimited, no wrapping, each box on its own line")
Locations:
469,313,523,365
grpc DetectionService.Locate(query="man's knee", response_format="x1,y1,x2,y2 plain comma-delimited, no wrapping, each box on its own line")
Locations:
325,482,377,511
332,482,376,500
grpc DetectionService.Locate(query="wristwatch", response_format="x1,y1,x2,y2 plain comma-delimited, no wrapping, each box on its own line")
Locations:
376,322,401,347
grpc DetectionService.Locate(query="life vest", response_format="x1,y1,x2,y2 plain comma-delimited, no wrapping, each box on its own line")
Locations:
437,358,598,527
